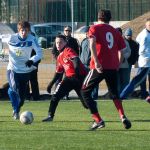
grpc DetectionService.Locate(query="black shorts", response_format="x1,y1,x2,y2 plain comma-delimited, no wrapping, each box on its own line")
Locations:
54,76,85,99
82,69,119,99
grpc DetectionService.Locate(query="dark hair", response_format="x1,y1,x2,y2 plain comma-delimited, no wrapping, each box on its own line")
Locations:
64,25,72,30
98,9,111,22
55,34,67,42
17,21,30,31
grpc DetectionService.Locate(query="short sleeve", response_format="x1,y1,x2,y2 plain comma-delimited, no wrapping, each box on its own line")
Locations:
88,25,96,39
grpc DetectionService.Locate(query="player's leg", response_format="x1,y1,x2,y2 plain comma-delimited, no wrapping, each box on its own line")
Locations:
7,70,20,119
81,69,104,130
91,84,99,100
18,73,30,112
120,67,150,99
72,76,88,109
105,69,131,129
25,81,31,100
42,77,73,122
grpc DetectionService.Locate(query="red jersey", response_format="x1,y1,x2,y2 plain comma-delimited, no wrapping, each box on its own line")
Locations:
88,23,126,69
56,47,87,77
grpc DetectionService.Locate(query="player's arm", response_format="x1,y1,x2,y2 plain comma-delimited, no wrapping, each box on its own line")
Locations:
71,57,80,77
89,36,102,73
47,59,64,93
31,37,43,63
118,50,124,64
47,72,63,93
26,37,43,67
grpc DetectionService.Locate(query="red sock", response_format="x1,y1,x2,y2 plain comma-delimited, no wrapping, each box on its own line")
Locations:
113,99,124,118
92,113,102,123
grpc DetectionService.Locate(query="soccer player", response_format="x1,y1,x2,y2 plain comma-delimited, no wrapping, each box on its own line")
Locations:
120,18,150,103
42,34,88,122
51,26,80,100
7,21,43,119
81,9,131,130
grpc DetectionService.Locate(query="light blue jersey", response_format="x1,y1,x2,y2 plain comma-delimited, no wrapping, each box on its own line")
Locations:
136,29,150,67
7,33,43,73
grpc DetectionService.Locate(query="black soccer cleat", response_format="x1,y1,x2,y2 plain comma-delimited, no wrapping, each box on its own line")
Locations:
121,115,131,129
42,116,53,122
90,120,105,131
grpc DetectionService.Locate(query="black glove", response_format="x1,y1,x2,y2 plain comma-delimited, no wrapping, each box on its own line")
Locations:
25,60,33,67
47,83,52,94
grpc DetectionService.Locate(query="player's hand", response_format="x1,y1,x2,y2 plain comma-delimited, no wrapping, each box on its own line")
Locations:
25,60,33,67
47,83,52,94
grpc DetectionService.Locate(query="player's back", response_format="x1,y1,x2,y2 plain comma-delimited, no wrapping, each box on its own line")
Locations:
89,23,125,69
91,24,121,52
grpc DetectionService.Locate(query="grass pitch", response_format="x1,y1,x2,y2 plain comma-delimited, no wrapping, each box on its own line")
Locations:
0,99,149,150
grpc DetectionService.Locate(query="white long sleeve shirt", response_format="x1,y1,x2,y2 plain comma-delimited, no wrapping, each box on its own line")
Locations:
7,33,43,73
136,28,150,67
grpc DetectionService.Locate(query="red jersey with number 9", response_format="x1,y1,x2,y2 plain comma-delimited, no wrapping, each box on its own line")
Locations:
56,47,87,77
88,23,126,70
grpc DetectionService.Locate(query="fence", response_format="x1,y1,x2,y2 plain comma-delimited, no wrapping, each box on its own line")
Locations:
0,0,150,97
0,0,150,24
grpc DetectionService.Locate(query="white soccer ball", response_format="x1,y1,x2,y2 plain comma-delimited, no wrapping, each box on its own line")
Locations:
20,111,34,125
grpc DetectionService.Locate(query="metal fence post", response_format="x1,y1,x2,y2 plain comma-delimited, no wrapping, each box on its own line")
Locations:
128,0,131,20
71,0,74,35
85,0,89,26
117,0,120,20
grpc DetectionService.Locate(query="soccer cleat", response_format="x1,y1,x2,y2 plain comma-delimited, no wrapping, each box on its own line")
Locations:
121,115,131,129
13,113,19,120
90,120,105,131
42,116,53,122
145,96,150,103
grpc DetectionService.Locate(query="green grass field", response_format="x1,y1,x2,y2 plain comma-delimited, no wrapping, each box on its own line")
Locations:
0,99,149,150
